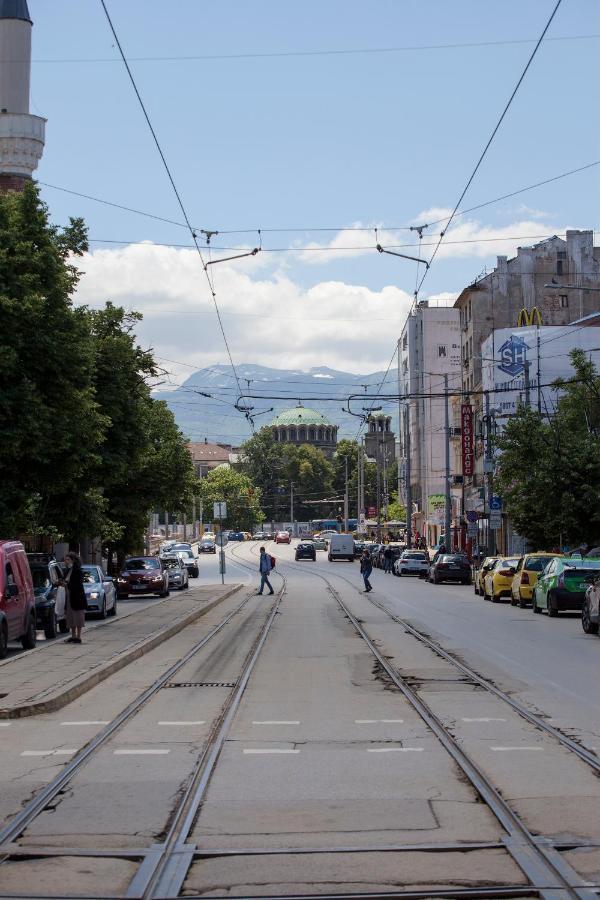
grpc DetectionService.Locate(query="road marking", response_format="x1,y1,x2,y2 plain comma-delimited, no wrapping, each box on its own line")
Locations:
252,721,300,725
21,749,78,757
158,721,205,726
355,719,404,724
462,718,507,723
243,748,300,754
0,722,10,727
367,747,423,753
61,720,110,726
113,749,171,755
490,746,543,752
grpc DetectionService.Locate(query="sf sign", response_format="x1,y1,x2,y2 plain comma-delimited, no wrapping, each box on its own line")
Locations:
461,403,474,477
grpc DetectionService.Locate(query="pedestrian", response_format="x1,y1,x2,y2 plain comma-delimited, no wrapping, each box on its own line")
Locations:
258,546,274,595
360,548,373,592
383,544,393,574
62,551,87,644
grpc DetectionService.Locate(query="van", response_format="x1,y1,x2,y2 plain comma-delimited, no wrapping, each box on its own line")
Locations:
328,534,355,562
0,540,36,658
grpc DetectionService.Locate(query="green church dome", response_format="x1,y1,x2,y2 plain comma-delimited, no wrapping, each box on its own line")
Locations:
271,405,333,427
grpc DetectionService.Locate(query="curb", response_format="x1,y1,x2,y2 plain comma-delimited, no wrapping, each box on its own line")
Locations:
0,584,243,719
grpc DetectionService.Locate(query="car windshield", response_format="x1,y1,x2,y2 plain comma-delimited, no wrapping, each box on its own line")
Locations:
442,555,466,563
125,558,159,570
173,544,191,551
82,566,101,584
524,556,554,572
499,558,519,568
161,558,180,569
404,552,427,560
178,550,194,559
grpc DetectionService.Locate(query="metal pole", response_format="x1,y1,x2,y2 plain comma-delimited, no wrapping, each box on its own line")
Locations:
360,437,365,532
219,508,225,584
290,481,294,535
343,456,349,533
165,511,169,540
485,391,496,557
406,404,412,549
376,441,381,541
357,442,362,532
191,497,196,541
444,374,452,550
524,360,531,409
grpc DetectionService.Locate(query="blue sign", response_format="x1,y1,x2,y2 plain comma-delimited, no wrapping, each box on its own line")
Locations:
490,496,502,511
498,334,529,377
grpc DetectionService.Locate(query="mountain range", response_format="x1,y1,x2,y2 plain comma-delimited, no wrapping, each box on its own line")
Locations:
154,363,399,446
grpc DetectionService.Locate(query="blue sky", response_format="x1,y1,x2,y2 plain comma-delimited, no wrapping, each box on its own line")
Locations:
28,0,599,378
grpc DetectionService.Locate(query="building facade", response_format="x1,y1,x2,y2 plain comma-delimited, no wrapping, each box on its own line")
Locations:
398,301,461,544
188,440,239,478
270,405,338,458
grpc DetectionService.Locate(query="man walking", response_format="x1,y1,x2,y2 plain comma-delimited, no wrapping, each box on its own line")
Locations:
258,546,274,595
360,548,373,593
383,544,393,574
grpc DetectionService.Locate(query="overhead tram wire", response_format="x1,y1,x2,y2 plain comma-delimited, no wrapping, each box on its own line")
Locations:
98,0,248,423
415,0,564,299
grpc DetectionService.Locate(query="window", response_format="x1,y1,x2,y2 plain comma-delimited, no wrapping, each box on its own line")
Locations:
560,294,569,308
557,260,563,275
5,563,14,585
402,333,407,350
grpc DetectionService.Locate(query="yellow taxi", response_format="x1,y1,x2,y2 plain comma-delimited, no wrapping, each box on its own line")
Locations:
483,556,521,603
510,552,562,608
474,557,498,596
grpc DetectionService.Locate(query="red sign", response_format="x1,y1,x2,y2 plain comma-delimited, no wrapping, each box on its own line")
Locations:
461,403,474,477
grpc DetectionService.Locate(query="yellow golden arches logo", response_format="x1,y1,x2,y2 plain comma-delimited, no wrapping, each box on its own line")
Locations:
517,307,543,327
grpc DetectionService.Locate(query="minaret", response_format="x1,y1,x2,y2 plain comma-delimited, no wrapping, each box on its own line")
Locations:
0,0,45,192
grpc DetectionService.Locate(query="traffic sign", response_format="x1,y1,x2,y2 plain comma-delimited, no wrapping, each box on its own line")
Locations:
215,532,228,547
490,496,502,512
213,501,227,519
466,510,478,524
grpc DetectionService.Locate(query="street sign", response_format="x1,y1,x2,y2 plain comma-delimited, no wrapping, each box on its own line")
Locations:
467,522,478,538
466,510,478,524
215,532,228,547
213,501,227,519
490,496,502,512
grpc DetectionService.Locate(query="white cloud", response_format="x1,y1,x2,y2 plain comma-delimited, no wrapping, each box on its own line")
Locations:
73,243,413,383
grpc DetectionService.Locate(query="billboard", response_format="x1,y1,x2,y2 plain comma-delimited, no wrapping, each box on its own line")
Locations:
461,403,474,476
481,326,600,419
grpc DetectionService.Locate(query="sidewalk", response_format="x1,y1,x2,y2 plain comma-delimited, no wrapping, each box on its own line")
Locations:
0,584,241,719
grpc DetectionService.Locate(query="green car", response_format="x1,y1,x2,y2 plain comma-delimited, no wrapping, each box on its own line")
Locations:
533,557,600,617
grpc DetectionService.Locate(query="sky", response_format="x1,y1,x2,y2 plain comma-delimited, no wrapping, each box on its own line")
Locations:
28,0,599,388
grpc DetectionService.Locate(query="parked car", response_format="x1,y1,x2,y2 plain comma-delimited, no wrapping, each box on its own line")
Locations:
82,565,117,618
394,550,429,577
228,531,245,541
353,540,366,558
252,532,266,540
582,573,600,634
27,553,65,639
275,531,291,544
483,557,521,602
160,540,177,554
295,541,316,561
510,552,562,608
199,538,216,554
262,532,274,540
328,534,355,562
176,548,199,578
429,553,472,585
474,557,498,595
0,540,36,657
533,557,600,616
160,554,189,590
312,538,327,551
116,556,169,599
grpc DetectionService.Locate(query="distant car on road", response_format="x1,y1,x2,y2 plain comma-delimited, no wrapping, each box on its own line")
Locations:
510,552,561,608
199,538,216,554
328,534,355,562
295,542,316,561
116,556,169,599
160,554,189,590
312,538,327,551
533,557,600,616
176,548,199,578
429,554,472,585
473,557,498,595
394,550,429,577
275,531,291,544
483,557,520,602
227,531,245,541
82,565,117,618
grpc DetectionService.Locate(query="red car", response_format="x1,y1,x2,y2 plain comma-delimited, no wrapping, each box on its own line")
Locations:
116,556,170,598
0,540,36,657
275,531,291,544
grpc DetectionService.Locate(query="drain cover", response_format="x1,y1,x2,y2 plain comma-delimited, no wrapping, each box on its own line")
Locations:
163,681,236,688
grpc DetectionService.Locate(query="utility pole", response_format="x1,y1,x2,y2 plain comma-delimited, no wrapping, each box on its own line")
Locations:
484,391,496,557
376,441,381,541
343,456,349,532
524,360,531,409
444,374,452,551
360,437,365,532
191,497,196,541
357,442,362,532
290,481,295,535
405,404,412,549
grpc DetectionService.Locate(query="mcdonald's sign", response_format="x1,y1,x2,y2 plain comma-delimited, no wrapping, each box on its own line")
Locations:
517,307,543,327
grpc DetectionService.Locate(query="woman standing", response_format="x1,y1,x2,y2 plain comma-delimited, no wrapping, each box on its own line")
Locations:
63,552,87,644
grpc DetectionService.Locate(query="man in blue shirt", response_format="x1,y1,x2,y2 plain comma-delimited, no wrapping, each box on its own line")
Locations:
258,546,274,595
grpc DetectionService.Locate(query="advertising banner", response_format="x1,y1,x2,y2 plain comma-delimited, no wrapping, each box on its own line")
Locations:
461,403,474,476
428,493,445,525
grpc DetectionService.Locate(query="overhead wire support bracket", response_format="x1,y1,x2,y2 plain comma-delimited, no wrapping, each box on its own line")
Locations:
376,244,429,268
205,247,261,267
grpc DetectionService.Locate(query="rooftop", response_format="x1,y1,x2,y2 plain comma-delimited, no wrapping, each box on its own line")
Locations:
271,405,333,427
0,0,31,22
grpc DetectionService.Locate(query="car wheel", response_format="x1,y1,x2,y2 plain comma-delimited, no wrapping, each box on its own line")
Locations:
98,598,107,620
0,622,7,659
160,588,170,598
582,600,599,634
21,614,36,650
518,594,528,609
491,593,500,603
108,598,117,616
533,592,541,613
44,612,57,640
547,591,559,617
462,578,471,585
509,593,518,606
58,618,69,633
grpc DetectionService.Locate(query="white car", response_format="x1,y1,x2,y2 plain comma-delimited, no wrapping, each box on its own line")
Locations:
394,550,430,576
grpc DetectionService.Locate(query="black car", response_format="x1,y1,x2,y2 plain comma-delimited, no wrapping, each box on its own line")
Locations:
295,541,316,561
429,553,472,585
27,553,65,639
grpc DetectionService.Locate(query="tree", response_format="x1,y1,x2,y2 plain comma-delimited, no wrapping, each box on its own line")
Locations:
197,467,264,531
281,443,334,520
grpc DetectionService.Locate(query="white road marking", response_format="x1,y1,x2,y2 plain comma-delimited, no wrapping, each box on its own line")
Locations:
367,747,423,753
490,746,543,752
462,718,507,723
243,748,300,754
113,749,171,755
252,721,300,725
21,749,78,757
355,719,404,724
61,720,110,726
0,722,10,727
158,721,205,726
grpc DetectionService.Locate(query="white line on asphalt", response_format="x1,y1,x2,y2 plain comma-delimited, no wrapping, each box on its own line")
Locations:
355,719,404,724
243,749,300,754
113,749,171,755
157,721,206,726
367,747,423,753
0,722,10,727
61,721,110,726
252,721,300,725
462,718,507,723
21,749,78,757
490,746,543,752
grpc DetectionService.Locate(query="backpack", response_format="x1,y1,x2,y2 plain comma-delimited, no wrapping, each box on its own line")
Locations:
270,555,276,569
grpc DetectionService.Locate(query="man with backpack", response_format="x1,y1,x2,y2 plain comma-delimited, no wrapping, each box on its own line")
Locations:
258,546,275,595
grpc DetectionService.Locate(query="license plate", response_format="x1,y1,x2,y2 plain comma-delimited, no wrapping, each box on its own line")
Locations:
132,584,147,590
449,565,459,570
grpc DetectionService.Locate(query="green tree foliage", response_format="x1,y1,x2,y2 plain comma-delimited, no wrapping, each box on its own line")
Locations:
282,443,334,519
197,467,264,531
495,350,600,549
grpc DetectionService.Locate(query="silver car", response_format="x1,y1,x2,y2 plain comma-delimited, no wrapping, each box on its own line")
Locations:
160,554,189,590
82,565,117,618
394,550,430,576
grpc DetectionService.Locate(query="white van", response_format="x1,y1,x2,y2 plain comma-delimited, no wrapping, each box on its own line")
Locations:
328,534,355,562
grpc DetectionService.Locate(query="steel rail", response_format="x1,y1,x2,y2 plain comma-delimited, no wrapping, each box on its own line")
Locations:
0,589,253,849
